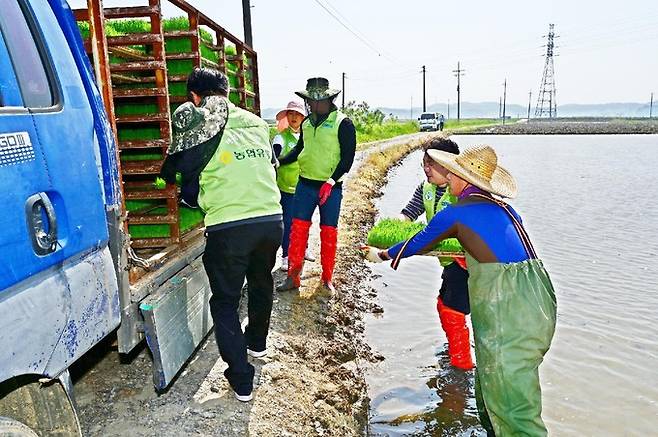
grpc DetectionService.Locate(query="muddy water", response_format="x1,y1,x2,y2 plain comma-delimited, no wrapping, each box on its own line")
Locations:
365,135,658,436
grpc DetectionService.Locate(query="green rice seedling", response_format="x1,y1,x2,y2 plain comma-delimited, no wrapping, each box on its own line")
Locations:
120,151,163,162
367,218,462,253
117,127,162,141
367,218,425,248
114,103,160,116
128,206,205,238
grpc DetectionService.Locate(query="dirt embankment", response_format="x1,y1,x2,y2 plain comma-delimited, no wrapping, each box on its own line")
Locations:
72,132,442,437
461,118,658,135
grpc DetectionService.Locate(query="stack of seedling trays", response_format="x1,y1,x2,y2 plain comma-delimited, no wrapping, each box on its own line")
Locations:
77,15,257,250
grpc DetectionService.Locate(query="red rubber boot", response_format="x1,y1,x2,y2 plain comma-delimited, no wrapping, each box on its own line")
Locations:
320,225,338,292
278,219,311,291
437,297,474,370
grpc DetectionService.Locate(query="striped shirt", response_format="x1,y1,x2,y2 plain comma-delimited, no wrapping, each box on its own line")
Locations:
401,182,446,221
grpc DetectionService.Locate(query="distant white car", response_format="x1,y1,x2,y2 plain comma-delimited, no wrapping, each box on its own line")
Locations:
418,112,445,131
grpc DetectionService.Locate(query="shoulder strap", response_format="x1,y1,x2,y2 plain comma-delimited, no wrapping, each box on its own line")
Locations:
469,193,538,259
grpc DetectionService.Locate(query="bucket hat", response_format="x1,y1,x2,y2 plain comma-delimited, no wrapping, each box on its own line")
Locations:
169,95,228,154
427,145,517,198
295,77,341,101
276,100,307,120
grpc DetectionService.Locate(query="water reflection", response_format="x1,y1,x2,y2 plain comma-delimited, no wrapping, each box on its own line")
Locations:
370,350,482,436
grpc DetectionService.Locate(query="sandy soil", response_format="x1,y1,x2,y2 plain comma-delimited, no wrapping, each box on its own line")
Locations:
71,131,443,436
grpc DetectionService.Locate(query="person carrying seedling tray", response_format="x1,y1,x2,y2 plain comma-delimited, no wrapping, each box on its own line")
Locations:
361,145,557,436
383,137,474,370
163,68,283,403
277,78,356,293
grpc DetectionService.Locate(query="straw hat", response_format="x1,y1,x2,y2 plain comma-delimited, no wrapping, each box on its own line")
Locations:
275,100,307,121
427,145,517,198
295,77,341,101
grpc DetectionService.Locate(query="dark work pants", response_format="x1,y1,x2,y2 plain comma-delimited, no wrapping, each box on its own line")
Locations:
280,191,295,257
293,179,343,227
439,261,471,314
202,219,282,395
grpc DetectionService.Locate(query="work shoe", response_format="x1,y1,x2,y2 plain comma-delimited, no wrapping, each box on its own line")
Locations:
247,348,268,359
234,390,253,402
276,276,299,292
321,280,336,294
279,256,288,271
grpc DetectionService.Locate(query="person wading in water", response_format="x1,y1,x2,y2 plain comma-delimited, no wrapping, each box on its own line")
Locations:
363,145,557,436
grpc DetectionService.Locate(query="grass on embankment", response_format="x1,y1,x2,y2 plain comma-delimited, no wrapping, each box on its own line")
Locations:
444,118,508,132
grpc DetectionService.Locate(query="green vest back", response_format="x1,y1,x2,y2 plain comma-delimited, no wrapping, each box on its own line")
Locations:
276,128,300,193
422,182,462,266
199,103,282,227
298,110,346,181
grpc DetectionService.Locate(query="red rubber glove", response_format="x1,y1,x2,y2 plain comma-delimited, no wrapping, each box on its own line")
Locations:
318,179,335,206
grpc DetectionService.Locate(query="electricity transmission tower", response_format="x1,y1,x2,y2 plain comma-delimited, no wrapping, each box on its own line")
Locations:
535,24,558,117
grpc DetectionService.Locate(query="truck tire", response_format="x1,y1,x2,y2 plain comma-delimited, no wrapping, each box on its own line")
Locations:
0,417,40,437
0,377,81,437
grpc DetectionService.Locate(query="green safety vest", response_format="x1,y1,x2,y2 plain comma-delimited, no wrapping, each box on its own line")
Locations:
422,182,463,266
198,103,282,227
298,110,346,182
276,128,301,193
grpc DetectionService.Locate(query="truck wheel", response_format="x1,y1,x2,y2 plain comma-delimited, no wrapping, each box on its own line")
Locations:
0,417,39,437
0,376,81,437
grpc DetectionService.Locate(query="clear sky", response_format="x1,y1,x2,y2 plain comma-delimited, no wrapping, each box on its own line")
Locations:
70,0,658,110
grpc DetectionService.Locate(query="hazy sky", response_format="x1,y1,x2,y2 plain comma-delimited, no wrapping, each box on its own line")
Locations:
70,0,658,109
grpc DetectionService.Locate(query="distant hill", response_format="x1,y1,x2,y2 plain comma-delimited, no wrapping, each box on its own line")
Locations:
262,102,654,120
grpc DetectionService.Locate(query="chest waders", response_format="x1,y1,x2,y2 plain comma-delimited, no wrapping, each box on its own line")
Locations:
466,194,557,436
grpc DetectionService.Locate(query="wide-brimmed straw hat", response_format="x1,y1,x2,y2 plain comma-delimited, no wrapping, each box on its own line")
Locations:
427,145,518,198
275,100,307,121
295,77,341,101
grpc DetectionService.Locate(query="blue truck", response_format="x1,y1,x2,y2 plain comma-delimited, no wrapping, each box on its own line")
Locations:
0,0,260,434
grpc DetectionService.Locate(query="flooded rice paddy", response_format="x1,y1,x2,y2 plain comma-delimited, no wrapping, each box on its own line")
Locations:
365,135,658,436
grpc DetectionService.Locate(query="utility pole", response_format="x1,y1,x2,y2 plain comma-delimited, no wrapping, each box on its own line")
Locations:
422,65,426,112
649,93,653,118
452,62,465,121
527,90,532,120
342,72,346,109
502,78,507,125
241,0,253,47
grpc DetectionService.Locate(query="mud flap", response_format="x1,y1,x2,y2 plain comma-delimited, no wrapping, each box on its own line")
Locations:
139,257,213,390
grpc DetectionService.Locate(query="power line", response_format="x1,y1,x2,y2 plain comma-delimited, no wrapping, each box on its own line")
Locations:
312,0,396,63
318,0,399,63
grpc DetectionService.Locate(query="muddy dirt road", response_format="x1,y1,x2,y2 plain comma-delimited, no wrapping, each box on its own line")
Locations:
71,131,443,436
